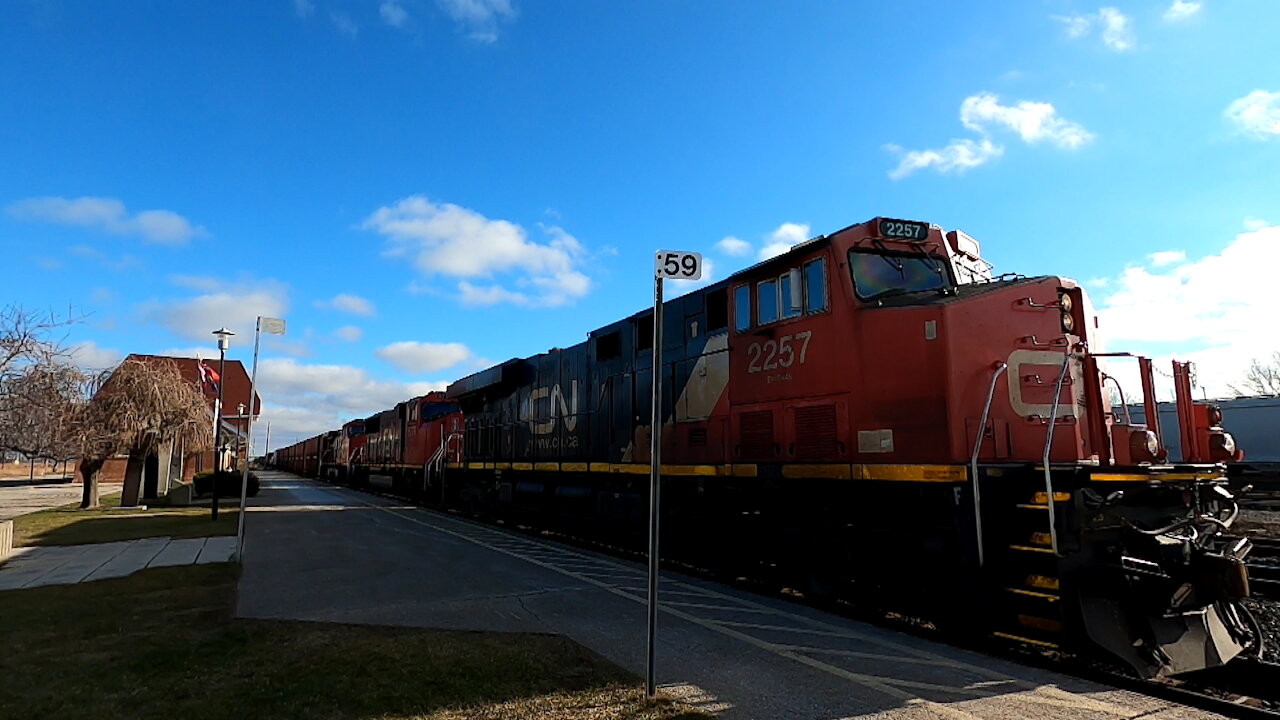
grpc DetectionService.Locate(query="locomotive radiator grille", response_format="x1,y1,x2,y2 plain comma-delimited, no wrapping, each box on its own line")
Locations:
793,404,840,460
740,411,775,458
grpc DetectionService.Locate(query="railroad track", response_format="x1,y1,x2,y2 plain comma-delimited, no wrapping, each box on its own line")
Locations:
312,476,1280,718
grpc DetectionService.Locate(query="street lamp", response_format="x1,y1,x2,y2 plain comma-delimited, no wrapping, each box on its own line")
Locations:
211,327,234,521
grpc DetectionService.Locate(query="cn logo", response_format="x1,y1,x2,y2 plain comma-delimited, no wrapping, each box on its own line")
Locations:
520,381,579,435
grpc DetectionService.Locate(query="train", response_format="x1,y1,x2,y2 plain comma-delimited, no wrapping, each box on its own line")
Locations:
270,215,1264,680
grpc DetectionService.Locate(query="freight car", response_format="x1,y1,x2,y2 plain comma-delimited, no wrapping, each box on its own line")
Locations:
439,216,1255,679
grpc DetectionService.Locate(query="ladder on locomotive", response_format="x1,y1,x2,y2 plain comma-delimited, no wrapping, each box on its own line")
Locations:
973,352,1073,650
990,486,1068,649
423,431,464,504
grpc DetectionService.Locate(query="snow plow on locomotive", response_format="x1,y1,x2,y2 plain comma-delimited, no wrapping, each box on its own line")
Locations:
278,215,1258,680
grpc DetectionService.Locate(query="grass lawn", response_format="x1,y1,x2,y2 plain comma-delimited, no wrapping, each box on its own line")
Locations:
0,564,705,720
11,492,239,547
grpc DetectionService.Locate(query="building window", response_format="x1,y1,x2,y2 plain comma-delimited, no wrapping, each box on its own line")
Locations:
805,258,828,313
733,285,751,332
757,279,778,324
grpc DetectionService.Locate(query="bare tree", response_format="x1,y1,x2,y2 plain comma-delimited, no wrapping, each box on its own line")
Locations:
1229,352,1280,397
0,362,85,480
75,358,214,508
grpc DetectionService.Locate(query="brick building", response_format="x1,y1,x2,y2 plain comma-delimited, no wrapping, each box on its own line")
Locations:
78,354,260,500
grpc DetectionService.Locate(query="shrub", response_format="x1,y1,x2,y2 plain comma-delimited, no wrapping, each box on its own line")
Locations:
192,470,259,499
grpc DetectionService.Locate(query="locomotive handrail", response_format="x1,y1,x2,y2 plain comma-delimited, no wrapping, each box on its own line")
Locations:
1101,373,1134,426
970,361,1009,568
1042,349,1077,557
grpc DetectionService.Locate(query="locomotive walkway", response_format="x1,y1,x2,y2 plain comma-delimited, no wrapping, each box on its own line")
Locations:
237,472,1225,720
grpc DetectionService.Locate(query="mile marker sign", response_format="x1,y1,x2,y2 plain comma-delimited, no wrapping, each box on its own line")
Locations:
655,250,703,281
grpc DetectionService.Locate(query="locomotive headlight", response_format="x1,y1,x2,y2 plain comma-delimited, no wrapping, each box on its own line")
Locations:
1129,429,1160,462
1058,294,1074,314
1209,431,1236,459
1208,405,1224,427
1060,311,1076,333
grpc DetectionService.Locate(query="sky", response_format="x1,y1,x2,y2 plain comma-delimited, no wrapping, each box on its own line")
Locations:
2,0,1278,451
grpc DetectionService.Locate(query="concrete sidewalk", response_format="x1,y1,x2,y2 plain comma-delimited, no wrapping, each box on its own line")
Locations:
0,536,235,590
0,482,95,521
237,472,1223,720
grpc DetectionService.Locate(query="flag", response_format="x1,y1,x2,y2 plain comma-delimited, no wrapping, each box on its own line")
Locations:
259,316,286,336
198,361,221,395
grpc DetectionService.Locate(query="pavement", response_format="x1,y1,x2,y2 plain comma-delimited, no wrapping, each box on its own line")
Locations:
0,536,236,590
237,472,1225,720
0,481,91,521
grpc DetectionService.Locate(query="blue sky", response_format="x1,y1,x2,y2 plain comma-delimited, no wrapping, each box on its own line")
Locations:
3,0,1278,449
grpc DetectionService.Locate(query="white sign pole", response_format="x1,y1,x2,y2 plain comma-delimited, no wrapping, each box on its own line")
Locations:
236,316,285,563
647,250,702,697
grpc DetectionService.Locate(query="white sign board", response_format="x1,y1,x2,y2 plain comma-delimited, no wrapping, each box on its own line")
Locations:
655,250,703,281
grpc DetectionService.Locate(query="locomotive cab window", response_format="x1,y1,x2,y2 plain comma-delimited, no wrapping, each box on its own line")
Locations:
706,287,728,331
848,250,949,301
804,258,827,313
757,279,779,324
595,330,621,361
779,271,801,319
733,285,751,332
636,315,654,351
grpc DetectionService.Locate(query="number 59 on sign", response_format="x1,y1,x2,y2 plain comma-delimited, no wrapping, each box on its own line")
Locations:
655,251,703,280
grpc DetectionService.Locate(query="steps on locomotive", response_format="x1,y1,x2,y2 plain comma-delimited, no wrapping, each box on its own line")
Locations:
985,484,1070,649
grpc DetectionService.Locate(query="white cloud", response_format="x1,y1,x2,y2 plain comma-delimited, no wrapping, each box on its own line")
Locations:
1164,1,1201,22
887,138,1004,180
960,93,1094,149
6,196,207,245
330,11,358,36
437,0,516,42
365,196,592,307
255,358,446,446
758,222,811,261
69,341,121,371
1148,250,1186,266
1052,7,1135,51
316,293,376,316
1091,222,1280,399
1225,90,1280,140
333,325,363,342
141,280,290,342
1244,217,1269,231
375,341,472,373
380,0,409,27
1052,13,1094,38
293,0,315,18
170,275,223,292
715,236,751,257
1098,8,1134,50
888,93,1090,179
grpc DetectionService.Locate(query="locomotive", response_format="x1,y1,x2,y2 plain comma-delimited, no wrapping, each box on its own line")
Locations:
274,216,1256,679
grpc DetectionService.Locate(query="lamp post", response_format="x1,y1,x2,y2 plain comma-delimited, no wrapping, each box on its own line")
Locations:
211,327,235,521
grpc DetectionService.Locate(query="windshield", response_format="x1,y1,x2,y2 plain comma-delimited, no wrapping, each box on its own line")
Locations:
848,250,948,300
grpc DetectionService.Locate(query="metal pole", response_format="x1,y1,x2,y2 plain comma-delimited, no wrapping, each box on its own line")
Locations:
236,319,262,562
646,275,664,697
212,348,226,521
264,422,271,458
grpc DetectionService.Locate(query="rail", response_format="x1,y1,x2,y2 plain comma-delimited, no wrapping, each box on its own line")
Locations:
970,361,1008,568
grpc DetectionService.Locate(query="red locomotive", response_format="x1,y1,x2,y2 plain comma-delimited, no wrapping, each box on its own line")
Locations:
274,216,1255,679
